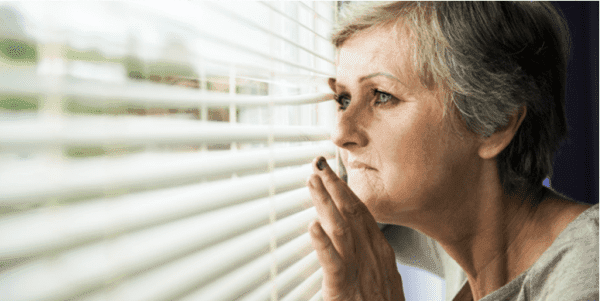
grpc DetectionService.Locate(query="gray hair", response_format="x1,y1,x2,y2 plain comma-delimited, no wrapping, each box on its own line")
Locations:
332,1,570,198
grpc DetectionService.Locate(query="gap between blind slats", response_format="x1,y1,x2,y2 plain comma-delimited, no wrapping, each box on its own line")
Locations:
25,29,330,89
0,143,335,204
258,1,329,42
0,2,338,301
194,54,330,83
297,1,333,24
281,268,324,301
0,72,333,108
193,28,332,76
0,117,330,149
240,251,320,301
177,236,318,301
26,17,332,78
0,161,334,260
309,290,323,301
203,1,335,65
0,186,310,261
0,206,317,301
79,208,316,301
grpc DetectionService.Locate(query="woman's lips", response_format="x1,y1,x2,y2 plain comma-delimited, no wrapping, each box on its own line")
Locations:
348,161,376,170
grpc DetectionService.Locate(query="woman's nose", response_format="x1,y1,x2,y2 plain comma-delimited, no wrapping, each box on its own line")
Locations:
331,107,369,150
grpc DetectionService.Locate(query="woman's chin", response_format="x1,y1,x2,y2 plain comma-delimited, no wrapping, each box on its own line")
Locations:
347,169,387,212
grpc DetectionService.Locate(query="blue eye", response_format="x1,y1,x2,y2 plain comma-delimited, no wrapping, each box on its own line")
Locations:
335,94,351,110
374,89,394,105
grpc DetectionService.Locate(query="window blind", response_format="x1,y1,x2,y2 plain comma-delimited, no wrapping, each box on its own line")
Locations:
0,1,337,300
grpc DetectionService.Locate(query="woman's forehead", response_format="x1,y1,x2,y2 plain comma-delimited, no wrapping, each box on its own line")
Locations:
336,26,414,82
334,26,420,90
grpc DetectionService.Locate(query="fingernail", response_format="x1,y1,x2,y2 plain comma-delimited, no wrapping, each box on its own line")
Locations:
317,157,328,171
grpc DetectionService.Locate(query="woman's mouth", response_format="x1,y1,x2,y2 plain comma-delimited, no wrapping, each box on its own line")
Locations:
348,161,376,170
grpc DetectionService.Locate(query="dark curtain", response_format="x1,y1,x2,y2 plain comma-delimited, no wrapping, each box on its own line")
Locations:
551,2,599,205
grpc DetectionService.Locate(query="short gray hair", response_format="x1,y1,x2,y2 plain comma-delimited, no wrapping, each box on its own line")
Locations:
332,2,570,198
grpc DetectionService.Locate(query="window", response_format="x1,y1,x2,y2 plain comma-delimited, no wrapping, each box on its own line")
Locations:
0,1,337,300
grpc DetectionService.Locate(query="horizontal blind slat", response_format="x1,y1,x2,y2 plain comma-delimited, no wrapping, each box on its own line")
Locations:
0,117,331,148
258,1,329,41
0,207,317,301
309,290,323,301
241,251,320,301
81,214,316,301
281,268,324,301
0,72,333,107
298,2,333,24
22,6,332,78
0,161,333,259
203,2,335,65
178,234,316,301
0,143,335,204
0,184,313,260
192,28,333,76
0,1,337,300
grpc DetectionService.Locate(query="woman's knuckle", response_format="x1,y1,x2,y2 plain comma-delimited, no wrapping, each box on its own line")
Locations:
320,235,333,250
331,225,349,238
308,174,320,187
322,172,341,185
342,202,365,217
330,261,345,277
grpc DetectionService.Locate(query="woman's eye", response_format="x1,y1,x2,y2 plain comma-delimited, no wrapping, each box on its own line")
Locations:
335,94,351,110
373,90,395,106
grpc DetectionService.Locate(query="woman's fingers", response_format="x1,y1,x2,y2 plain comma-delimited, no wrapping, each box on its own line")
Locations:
307,172,355,260
313,157,382,237
308,221,352,293
312,157,387,281
308,157,405,301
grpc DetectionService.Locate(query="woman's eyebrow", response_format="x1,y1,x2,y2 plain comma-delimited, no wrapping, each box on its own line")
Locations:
359,72,404,85
329,72,407,91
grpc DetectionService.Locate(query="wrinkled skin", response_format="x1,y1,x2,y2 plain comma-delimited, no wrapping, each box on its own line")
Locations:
307,157,405,301
307,20,483,300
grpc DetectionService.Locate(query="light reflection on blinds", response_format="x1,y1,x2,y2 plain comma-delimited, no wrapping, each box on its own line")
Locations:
0,1,336,300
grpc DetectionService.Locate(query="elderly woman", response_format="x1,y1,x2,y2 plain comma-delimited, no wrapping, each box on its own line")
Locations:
306,2,598,301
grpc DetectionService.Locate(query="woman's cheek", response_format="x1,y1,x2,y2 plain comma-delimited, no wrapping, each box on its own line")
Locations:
347,168,387,211
347,169,371,201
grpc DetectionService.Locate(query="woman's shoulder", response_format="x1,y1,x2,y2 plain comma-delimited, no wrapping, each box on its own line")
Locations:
525,201,598,300
535,188,597,241
541,199,598,253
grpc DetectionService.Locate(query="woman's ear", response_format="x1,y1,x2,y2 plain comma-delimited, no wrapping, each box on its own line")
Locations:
478,106,527,159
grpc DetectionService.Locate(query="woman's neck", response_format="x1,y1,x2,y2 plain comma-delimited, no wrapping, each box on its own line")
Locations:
425,184,588,301
397,169,547,300
445,187,542,299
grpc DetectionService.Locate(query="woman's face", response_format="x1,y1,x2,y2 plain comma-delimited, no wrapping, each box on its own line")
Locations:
331,25,482,224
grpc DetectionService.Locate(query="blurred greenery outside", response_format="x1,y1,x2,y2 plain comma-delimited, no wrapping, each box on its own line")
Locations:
1,38,269,112
0,38,36,64
1,37,270,158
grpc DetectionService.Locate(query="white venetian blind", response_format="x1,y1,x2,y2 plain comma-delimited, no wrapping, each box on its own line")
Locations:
0,1,338,300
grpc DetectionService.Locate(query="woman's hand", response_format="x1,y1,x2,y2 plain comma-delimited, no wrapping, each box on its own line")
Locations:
307,157,405,301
